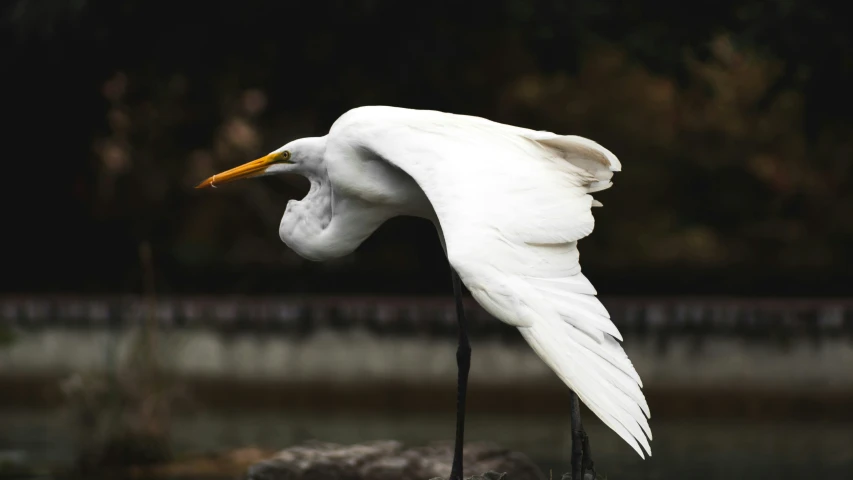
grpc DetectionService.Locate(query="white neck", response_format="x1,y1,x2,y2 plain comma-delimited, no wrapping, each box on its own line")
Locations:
276,137,389,261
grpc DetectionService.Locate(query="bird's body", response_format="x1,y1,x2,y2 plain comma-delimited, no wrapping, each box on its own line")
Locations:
198,106,652,463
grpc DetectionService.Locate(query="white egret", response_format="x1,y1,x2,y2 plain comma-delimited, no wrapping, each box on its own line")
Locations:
197,106,651,479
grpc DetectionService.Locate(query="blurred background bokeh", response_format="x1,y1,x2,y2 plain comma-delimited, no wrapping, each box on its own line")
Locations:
2,1,852,479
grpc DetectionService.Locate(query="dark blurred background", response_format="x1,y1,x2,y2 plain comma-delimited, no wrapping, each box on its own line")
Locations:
2,1,853,479
5,0,853,296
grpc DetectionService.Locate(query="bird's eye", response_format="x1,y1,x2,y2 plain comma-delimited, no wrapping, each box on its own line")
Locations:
280,151,291,162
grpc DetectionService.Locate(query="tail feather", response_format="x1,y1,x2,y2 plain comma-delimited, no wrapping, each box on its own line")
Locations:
519,320,652,458
510,272,652,458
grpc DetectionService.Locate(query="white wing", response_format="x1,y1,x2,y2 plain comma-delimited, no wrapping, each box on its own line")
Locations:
330,106,652,458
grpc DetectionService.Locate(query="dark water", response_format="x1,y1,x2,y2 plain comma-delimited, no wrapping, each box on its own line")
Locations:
2,408,852,479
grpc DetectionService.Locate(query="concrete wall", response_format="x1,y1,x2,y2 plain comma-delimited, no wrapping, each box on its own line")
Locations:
3,326,852,391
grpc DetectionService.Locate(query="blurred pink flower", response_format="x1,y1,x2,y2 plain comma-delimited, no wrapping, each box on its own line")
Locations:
224,118,260,151
98,141,131,173
242,89,267,117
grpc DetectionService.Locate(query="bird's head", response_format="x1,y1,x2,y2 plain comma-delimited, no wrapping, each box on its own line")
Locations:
195,135,347,260
195,137,325,189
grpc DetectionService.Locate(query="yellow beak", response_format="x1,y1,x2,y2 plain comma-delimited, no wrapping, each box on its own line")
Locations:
195,153,280,189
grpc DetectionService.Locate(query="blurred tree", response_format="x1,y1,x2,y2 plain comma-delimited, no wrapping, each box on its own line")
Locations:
3,0,851,295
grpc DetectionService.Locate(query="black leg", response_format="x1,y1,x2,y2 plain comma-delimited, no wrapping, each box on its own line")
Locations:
581,429,596,479
569,390,596,480
450,269,471,480
570,391,583,480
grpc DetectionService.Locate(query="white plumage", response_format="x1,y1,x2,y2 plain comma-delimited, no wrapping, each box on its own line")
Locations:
197,106,652,458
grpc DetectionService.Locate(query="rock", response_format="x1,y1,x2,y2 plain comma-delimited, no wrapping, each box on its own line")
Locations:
125,447,277,478
246,440,545,480
430,472,508,480
441,472,508,480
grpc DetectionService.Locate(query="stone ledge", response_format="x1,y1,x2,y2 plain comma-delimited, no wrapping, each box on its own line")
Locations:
245,440,545,480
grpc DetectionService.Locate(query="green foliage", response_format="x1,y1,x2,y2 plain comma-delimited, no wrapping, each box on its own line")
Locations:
0,326,15,348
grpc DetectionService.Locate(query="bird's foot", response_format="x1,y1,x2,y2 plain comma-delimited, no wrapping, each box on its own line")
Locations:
581,431,596,479
559,471,604,480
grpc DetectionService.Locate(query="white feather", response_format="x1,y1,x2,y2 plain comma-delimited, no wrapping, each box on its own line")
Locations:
325,106,652,457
